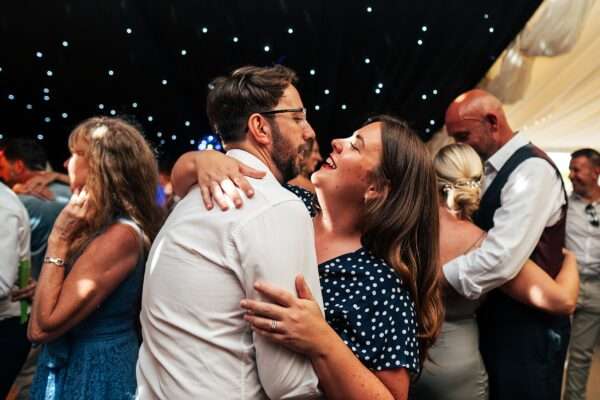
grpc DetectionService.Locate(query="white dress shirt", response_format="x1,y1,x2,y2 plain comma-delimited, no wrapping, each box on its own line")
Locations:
0,182,31,320
565,193,600,277
136,149,323,400
443,134,565,299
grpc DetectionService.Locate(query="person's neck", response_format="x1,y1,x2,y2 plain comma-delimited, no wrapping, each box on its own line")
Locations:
313,190,362,244
579,185,600,203
226,142,283,183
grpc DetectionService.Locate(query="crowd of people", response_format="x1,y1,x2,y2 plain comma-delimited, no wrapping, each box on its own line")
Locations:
0,64,599,400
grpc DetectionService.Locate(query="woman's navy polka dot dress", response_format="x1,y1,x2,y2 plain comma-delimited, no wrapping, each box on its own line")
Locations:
285,184,420,373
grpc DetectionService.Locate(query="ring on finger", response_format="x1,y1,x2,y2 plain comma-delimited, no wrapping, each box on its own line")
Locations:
271,319,278,331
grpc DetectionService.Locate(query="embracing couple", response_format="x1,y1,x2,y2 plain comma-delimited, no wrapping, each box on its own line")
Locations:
135,64,443,399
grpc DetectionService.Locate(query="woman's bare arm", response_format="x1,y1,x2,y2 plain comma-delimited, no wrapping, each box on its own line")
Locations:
502,250,578,315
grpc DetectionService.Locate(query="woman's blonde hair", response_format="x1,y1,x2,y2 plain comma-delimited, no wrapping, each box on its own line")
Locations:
67,117,164,261
433,143,483,221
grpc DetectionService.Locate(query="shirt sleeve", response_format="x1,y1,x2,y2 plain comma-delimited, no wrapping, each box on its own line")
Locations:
0,211,27,298
232,199,324,400
443,158,565,299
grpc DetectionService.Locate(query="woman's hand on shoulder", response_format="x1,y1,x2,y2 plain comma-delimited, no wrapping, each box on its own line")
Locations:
241,275,334,358
171,150,266,211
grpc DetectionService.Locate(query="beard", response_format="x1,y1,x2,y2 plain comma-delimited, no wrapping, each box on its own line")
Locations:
271,121,303,182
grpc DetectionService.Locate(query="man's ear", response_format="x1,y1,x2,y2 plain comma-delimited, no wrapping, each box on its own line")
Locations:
247,113,272,145
13,159,26,175
485,113,498,130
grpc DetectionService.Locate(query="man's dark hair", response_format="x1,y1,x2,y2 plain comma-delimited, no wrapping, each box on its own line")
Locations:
1,137,48,171
206,65,298,144
571,148,600,168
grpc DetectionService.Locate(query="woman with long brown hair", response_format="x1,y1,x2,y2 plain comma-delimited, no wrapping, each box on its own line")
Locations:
172,115,443,399
28,117,164,399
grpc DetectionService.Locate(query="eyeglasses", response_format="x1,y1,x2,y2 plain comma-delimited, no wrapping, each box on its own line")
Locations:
258,107,306,116
258,107,309,127
585,204,599,227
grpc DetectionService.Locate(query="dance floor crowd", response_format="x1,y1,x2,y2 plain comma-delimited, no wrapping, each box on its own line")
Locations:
1,64,600,400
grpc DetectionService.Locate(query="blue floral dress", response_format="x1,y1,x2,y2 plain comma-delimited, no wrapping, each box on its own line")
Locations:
30,219,144,400
284,184,420,373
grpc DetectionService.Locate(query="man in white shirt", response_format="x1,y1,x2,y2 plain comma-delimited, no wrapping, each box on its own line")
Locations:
564,148,600,400
136,65,323,399
0,181,31,398
443,89,568,400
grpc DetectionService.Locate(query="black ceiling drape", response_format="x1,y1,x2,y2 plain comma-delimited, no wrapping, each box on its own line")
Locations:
0,0,542,168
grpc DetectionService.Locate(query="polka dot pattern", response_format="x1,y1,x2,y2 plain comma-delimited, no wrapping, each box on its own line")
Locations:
318,249,420,373
284,183,420,373
283,184,317,217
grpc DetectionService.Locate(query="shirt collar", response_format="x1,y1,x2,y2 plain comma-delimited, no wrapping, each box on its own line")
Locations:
484,132,529,174
226,149,277,182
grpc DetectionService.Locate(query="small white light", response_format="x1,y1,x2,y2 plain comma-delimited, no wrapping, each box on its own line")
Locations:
288,28,294,34
26,104,33,110
484,13,489,19
147,116,153,122
44,116,51,123
233,36,239,43
157,131,162,137
430,120,435,125
0,134,3,139
132,102,138,108
315,105,320,110
422,25,428,32
36,51,43,58
207,144,214,150
46,70,53,76
62,112,68,118
171,134,177,140
202,27,208,33
0,66,2,72
185,121,191,127
309,69,316,75
108,69,114,76
126,28,133,34
161,79,168,85
364,58,371,64
43,95,50,101
98,103,104,109
190,139,196,145
62,40,69,47
208,135,214,141
180,49,187,56
37,134,44,140
375,88,381,94
432,89,438,95
421,94,427,100
489,27,494,33
366,6,373,13
426,128,431,133
264,45,270,52
324,89,330,95
341,104,347,110
110,109,116,116
378,83,383,88
43,88,50,93
8,94,15,100
417,39,423,45
160,139,165,145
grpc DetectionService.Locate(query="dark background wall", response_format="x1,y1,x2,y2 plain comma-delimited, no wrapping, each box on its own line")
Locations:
0,1,541,170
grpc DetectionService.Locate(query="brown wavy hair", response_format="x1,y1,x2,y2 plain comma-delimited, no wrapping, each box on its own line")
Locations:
361,115,443,370
67,117,164,261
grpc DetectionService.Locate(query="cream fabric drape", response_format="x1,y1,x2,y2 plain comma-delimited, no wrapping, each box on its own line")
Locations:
505,1,600,152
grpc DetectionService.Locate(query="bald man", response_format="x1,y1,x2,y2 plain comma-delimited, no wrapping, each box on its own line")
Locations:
443,89,569,400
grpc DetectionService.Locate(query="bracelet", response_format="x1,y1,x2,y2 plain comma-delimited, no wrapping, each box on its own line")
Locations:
44,256,66,267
